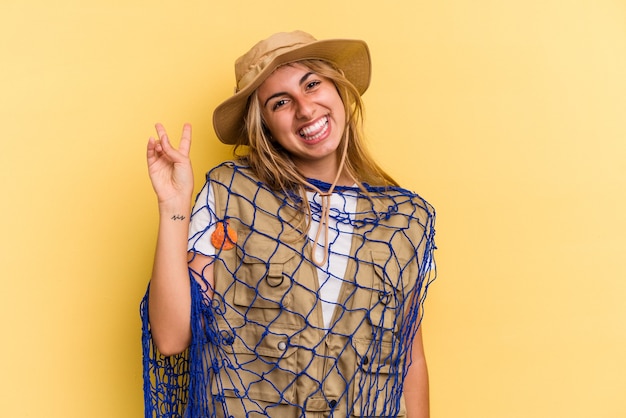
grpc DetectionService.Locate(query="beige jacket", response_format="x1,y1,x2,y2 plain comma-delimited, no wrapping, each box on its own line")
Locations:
202,162,435,418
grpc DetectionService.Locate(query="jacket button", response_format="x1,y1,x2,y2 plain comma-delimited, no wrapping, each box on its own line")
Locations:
362,355,369,365
329,399,337,408
277,341,287,351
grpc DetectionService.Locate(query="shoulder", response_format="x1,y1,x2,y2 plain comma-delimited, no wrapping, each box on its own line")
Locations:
204,161,294,209
205,160,270,192
206,160,253,182
363,184,436,221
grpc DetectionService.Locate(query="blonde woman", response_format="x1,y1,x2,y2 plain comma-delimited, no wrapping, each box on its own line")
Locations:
144,31,436,418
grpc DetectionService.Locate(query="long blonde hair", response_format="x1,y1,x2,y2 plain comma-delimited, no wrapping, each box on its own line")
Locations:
235,59,399,197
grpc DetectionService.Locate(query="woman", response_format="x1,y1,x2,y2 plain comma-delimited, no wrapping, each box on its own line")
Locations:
143,31,436,418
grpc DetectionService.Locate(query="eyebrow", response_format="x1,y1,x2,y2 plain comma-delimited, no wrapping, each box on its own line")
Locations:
263,72,315,108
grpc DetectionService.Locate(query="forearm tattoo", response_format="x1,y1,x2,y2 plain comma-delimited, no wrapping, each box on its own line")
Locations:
171,214,186,221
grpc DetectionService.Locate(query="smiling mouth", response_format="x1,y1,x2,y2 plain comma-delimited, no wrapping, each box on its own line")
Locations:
298,116,329,141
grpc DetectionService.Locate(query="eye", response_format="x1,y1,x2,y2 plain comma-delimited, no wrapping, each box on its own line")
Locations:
271,98,289,111
306,80,321,90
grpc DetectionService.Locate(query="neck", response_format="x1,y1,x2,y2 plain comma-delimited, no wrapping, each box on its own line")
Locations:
298,163,356,187
295,145,354,186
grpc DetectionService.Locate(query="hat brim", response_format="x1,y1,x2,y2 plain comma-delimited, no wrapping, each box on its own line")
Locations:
213,38,371,145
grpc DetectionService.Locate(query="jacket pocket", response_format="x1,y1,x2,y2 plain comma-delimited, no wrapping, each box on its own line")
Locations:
367,251,406,333
231,230,296,324
351,337,406,417
211,321,301,405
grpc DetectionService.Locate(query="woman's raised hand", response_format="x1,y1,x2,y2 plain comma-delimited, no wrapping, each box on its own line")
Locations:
146,123,194,206
146,123,196,355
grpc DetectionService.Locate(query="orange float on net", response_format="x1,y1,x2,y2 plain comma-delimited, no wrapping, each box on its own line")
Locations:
210,220,237,250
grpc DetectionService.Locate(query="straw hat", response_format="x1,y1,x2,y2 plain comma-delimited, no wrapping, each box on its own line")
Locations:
212,30,371,145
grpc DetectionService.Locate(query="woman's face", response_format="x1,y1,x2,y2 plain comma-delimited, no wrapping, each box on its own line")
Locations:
256,63,346,181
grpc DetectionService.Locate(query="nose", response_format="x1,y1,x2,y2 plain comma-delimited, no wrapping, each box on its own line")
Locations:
294,96,315,120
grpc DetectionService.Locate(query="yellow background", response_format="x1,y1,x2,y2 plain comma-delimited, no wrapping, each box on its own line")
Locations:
1,0,625,416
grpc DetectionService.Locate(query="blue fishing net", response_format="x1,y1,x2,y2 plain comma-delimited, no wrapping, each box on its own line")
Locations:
141,162,436,417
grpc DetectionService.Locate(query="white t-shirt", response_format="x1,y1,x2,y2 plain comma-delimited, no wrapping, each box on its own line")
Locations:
305,190,357,329
188,182,357,329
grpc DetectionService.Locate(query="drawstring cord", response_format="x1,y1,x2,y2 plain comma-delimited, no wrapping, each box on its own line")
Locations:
307,127,354,267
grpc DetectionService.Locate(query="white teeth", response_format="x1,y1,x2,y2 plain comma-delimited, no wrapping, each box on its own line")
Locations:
299,117,328,140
